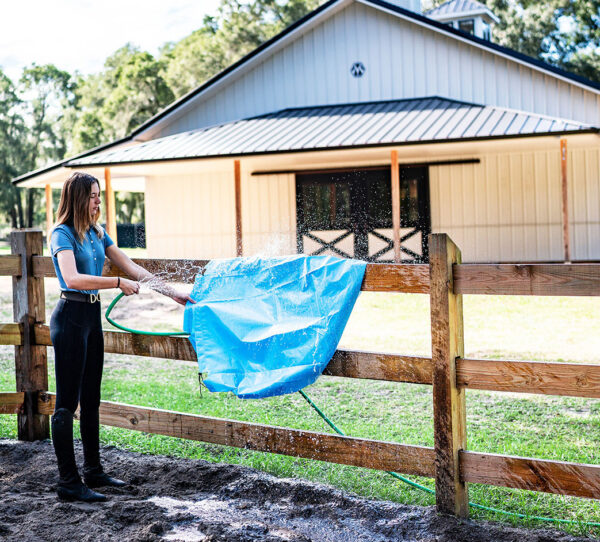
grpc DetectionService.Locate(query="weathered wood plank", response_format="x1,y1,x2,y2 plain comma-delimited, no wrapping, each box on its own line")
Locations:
35,325,433,384
430,234,468,517
458,358,600,398
325,350,432,384
32,255,210,283
454,264,600,296
461,451,600,499
361,263,430,293
38,393,436,477
34,255,430,293
0,255,21,276
0,323,22,346
0,392,24,414
12,230,49,441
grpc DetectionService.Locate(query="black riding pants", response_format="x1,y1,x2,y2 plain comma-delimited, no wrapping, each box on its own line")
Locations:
50,298,104,415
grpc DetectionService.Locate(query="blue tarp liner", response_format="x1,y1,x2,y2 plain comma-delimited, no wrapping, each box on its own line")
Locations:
183,255,367,399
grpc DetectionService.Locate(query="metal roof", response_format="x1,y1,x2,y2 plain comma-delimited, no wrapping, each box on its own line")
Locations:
425,0,498,21
68,97,596,167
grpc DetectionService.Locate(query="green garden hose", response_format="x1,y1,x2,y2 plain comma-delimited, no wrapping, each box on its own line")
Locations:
104,292,600,530
105,292,189,336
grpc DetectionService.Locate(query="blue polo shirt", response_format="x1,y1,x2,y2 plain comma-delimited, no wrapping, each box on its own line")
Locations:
51,224,114,295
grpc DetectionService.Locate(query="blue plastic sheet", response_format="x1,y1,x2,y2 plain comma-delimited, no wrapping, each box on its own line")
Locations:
183,255,366,399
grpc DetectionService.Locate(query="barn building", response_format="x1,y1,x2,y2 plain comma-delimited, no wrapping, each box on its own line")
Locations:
14,0,600,263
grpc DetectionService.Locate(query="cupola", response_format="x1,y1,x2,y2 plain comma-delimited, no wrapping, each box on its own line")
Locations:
385,0,422,14
424,0,499,40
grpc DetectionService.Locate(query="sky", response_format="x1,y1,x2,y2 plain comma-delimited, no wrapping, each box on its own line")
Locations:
0,0,222,82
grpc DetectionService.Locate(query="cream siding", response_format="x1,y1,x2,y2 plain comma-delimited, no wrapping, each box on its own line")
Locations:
150,2,600,140
144,172,236,259
241,173,297,257
144,171,296,259
429,147,600,262
570,147,600,260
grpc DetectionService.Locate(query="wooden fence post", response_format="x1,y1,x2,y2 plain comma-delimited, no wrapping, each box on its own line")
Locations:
11,229,49,441
429,233,468,517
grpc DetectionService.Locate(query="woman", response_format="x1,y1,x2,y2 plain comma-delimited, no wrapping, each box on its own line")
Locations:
50,171,194,502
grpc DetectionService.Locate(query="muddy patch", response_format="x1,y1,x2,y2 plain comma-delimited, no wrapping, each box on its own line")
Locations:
0,439,593,542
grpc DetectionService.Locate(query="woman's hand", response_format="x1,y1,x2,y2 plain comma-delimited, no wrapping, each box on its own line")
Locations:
169,290,196,306
119,278,140,296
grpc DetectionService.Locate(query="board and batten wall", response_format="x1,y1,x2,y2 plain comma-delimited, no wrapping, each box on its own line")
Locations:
144,171,296,259
150,1,600,140
430,146,600,262
144,145,599,262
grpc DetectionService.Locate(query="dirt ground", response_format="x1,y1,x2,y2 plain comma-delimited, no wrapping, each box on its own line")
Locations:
0,439,594,542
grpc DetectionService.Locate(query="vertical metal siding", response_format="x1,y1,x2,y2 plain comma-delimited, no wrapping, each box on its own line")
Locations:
428,147,596,263
241,173,297,257
155,3,600,140
145,172,236,259
570,147,600,260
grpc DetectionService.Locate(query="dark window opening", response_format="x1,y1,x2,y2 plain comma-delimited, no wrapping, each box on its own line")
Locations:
296,167,430,263
458,19,475,35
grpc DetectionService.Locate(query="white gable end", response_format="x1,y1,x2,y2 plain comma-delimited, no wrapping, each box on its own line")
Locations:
145,0,600,141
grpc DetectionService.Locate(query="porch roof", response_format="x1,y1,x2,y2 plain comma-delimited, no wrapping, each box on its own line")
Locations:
67,97,596,167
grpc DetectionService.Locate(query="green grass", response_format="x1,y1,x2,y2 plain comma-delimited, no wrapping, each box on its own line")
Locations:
0,286,599,537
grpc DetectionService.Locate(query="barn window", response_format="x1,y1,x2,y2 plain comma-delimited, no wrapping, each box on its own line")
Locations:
458,19,475,35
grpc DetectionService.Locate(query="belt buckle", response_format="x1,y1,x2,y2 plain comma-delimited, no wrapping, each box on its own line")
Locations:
89,293,100,304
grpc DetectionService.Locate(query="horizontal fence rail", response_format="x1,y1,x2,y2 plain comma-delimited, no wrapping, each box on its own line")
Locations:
0,392,24,414
4,388,596,501
24,255,600,296
36,392,436,477
1,324,598,397
461,451,600,500
454,264,600,296
31,256,432,294
2,233,600,521
0,255,21,277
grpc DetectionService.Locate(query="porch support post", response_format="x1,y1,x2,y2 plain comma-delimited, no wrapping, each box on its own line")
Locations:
104,167,117,244
234,159,243,257
45,184,53,241
390,150,401,262
560,139,570,263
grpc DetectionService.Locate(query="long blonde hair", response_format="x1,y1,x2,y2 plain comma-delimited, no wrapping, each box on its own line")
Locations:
55,172,104,242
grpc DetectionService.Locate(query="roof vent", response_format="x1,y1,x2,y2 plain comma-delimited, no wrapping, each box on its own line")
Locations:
424,0,499,40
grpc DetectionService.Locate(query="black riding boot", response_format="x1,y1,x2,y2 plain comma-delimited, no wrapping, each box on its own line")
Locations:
80,409,126,488
51,408,106,502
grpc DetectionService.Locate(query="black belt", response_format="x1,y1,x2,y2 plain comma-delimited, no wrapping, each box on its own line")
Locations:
60,291,101,304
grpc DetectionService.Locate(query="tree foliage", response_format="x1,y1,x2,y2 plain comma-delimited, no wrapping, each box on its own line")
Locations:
423,0,600,81
0,64,74,228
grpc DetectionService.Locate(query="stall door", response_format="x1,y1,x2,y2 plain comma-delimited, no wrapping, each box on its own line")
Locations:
296,167,430,262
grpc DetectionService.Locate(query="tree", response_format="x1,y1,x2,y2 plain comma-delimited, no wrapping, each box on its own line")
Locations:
422,0,600,83
162,0,322,98
0,65,74,229
72,45,175,152
19,64,75,226
0,70,28,228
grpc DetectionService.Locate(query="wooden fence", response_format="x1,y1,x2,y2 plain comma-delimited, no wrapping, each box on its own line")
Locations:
1,229,600,518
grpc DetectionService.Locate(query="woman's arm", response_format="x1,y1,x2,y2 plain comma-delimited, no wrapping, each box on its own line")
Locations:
105,245,194,305
57,250,140,295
